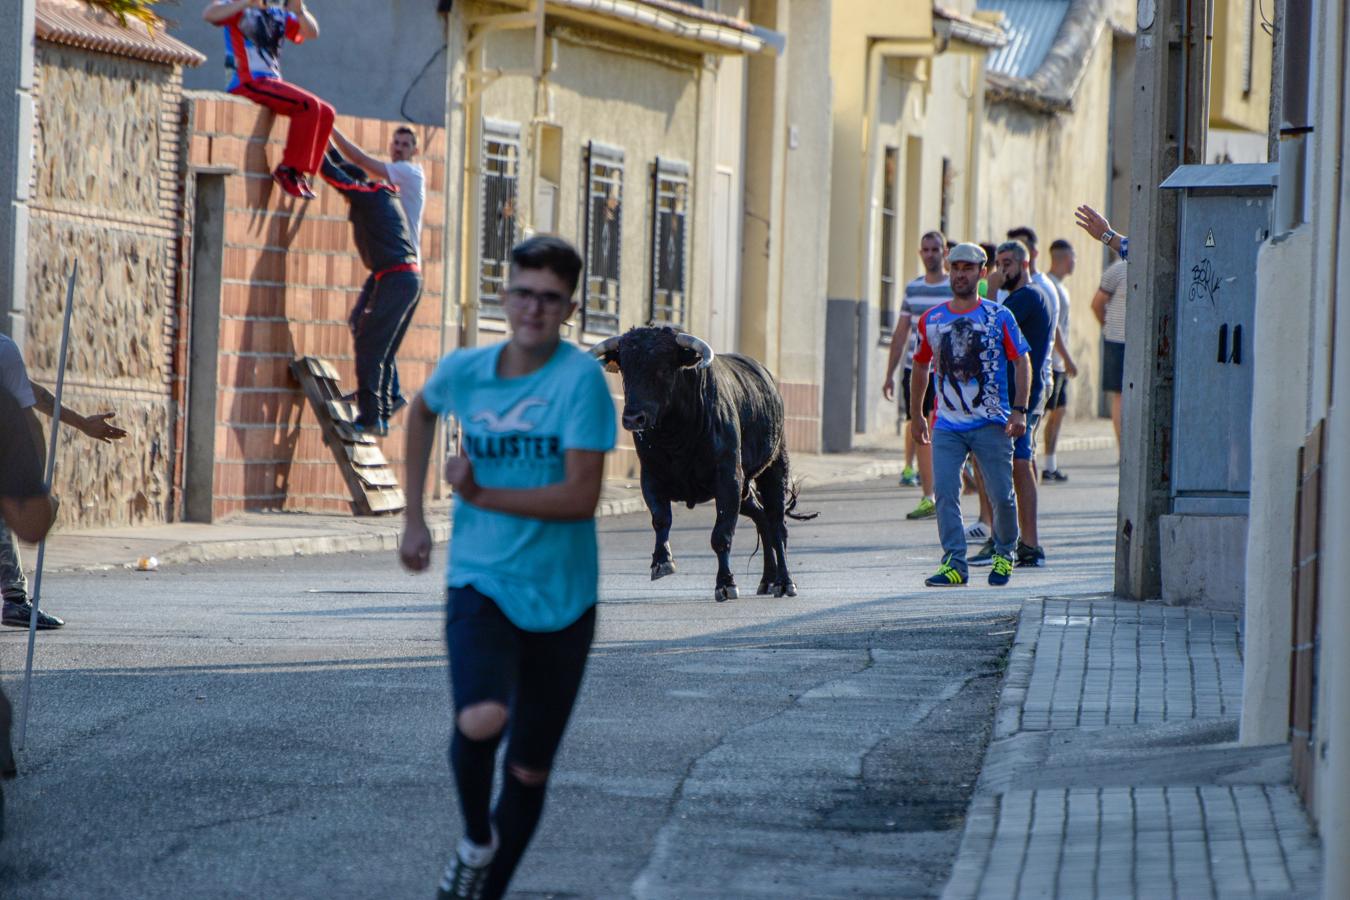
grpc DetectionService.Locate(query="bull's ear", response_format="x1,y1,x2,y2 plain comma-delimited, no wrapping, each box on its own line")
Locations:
601,352,621,374
675,345,702,369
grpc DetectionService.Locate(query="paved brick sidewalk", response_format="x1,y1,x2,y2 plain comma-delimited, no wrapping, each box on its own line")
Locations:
944,598,1322,899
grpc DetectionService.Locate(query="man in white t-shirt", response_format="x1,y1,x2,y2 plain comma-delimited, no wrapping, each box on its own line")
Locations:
331,125,426,255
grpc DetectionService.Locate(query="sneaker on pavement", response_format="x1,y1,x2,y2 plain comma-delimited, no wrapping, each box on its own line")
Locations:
905,497,936,520
969,538,995,566
1016,541,1046,568
898,466,919,487
1041,468,1069,483
2,600,64,630
437,840,495,900
924,554,968,587
964,521,990,540
988,552,1014,586
272,164,308,199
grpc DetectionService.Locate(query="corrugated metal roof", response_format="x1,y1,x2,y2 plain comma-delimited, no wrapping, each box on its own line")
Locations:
977,0,1071,80
35,0,206,68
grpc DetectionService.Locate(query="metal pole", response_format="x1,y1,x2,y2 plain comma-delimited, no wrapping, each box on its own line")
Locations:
17,259,77,748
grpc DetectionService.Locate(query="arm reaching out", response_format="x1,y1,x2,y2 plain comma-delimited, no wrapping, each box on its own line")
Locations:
30,384,127,442
331,128,391,183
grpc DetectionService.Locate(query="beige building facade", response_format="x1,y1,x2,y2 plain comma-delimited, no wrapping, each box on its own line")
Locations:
445,0,834,465
821,1,1004,447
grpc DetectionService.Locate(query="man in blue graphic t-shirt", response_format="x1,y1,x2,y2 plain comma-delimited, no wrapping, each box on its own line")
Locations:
910,242,1031,588
399,236,615,900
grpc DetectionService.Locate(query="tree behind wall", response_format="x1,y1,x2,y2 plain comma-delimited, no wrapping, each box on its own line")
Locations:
82,0,163,32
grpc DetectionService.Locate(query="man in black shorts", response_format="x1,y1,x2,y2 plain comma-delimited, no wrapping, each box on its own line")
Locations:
1041,238,1078,481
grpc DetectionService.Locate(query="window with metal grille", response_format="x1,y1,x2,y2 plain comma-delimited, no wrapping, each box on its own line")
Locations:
479,120,521,320
583,141,624,335
650,157,689,327
878,146,898,340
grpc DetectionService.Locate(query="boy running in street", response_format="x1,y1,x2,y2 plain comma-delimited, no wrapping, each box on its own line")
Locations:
399,236,616,899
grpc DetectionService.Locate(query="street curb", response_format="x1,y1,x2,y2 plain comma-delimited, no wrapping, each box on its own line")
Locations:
53,437,1111,572
992,598,1043,740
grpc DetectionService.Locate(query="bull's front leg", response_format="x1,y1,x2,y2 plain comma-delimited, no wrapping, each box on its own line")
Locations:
641,475,676,580
711,460,743,602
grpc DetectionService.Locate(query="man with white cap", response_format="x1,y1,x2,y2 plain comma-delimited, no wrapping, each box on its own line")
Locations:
909,242,1031,587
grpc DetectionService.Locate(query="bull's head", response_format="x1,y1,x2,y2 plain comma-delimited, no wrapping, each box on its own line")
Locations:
589,327,715,432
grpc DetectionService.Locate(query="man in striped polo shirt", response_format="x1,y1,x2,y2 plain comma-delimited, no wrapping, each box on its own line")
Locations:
882,230,952,520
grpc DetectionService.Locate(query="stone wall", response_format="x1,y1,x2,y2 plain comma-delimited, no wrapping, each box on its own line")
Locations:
25,43,185,528
185,94,447,517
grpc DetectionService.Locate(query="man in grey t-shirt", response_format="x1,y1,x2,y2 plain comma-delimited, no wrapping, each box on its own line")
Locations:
882,231,951,520
1042,239,1079,481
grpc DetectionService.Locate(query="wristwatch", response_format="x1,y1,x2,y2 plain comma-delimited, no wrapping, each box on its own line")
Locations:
1100,229,1116,245
1011,405,1029,414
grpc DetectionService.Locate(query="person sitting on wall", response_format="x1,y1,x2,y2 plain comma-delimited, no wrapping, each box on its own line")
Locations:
320,144,423,436
0,333,127,630
204,0,331,200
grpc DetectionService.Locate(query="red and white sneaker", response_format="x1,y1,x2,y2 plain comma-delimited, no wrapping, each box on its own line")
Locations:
272,164,309,199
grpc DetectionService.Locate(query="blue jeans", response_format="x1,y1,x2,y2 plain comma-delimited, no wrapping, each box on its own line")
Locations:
932,424,1019,574
0,525,29,603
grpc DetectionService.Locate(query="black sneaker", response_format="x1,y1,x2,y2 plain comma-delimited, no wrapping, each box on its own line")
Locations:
437,853,492,900
1016,541,1046,568
969,538,995,566
1041,469,1069,483
2,600,64,629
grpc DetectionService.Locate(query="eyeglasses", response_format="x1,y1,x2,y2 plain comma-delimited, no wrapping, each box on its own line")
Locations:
505,286,571,310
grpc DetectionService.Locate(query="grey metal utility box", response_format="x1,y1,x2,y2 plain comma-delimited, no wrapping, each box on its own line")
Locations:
1160,163,1277,516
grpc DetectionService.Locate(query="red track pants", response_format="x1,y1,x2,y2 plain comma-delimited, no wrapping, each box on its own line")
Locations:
231,78,335,175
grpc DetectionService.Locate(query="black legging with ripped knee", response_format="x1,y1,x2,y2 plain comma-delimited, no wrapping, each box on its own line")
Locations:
446,585,595,899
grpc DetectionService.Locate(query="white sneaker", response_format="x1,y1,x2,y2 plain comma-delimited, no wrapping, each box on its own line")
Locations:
965,521,990,540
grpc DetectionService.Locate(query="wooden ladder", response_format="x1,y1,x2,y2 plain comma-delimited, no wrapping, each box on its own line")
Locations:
290,356,405,515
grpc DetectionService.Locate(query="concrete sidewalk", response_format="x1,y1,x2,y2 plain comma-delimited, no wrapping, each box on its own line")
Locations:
943,597,1322,899
19,418,1118,574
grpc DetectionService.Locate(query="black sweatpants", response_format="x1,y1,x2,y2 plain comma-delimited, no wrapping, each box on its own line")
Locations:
350,269,421,427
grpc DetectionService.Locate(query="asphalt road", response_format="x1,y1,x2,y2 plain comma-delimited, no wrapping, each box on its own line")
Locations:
0,449,1119,899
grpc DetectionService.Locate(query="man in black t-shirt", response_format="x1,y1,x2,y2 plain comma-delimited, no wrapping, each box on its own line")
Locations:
995,240,1055,568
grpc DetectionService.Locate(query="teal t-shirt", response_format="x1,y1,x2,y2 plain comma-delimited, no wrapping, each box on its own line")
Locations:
421,340,616,632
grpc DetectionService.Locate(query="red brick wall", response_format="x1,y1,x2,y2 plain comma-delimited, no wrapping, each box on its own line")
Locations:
780,381,822,455
185,93,447,517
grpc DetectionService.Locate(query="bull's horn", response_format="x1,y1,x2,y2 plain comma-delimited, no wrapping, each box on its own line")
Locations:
675,333,715,369
588,335,622,359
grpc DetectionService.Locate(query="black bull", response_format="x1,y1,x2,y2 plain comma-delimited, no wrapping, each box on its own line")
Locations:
591,327,814,602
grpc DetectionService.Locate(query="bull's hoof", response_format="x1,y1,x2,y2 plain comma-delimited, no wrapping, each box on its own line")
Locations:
775,580,798,598
651,561,676,580
715,585,739,603
756,580,772,596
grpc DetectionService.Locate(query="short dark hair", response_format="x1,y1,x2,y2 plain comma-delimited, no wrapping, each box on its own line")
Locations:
510,236,583,296
393,125,418,146
979,242,998,265
1007,226,1038,249
1050,238,1074,253
920,229,946,248
996,240,1029,263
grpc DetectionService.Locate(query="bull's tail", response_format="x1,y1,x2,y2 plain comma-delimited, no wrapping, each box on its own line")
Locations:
785,479,819,521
